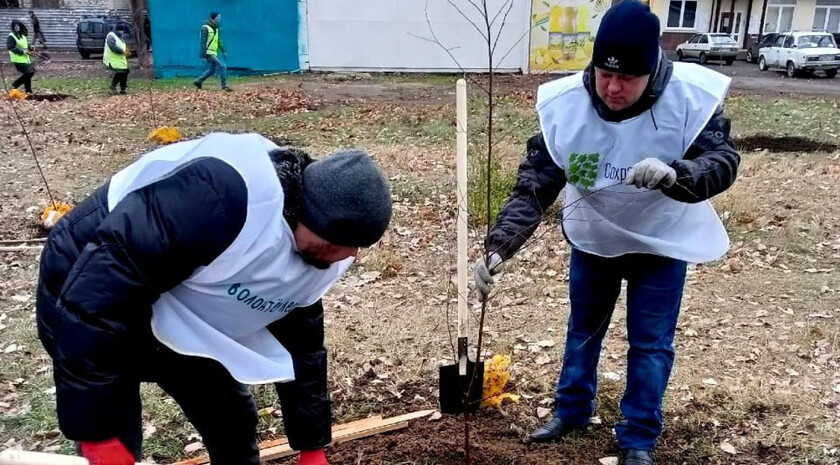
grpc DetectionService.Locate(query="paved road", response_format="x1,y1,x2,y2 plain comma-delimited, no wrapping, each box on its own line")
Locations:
666,51,840,97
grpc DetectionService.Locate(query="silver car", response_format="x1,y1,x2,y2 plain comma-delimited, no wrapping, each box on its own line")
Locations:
676,33,739,65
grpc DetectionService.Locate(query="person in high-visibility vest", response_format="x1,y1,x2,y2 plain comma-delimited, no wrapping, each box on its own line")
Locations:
194,12,231,92
103,26,130,94
6,20,35,94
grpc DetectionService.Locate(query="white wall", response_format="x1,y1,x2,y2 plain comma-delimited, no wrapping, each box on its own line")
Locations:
306,0,530,72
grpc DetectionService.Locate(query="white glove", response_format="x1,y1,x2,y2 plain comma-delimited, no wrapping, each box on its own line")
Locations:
625,158,677,189
474,252,505,302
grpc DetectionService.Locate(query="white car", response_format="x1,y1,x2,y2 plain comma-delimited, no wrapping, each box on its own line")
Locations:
676,33,739,65
758,31,840,78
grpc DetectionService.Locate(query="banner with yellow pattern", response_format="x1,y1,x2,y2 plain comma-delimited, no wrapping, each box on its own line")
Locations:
529,0,612,72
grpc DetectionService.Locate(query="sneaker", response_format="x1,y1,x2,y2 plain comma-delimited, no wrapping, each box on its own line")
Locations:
193,81,202,90
119,89,127,95
222,86,233,92
620,450,655,465
529,417,587,443
109,85,118,94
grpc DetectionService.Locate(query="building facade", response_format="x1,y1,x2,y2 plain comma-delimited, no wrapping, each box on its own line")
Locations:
654,0,838,50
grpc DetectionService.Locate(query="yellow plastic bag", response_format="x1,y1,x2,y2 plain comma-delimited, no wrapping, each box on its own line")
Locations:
147,126,183,145
8,89,26,100
41,201,74,229
482,354,521,408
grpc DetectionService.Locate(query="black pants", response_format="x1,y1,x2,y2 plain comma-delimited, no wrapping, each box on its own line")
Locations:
111,337,261,465
34,30,47,48
13,63,34,93
110,68,129,91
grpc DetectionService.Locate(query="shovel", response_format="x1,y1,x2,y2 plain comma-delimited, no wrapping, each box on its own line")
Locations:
439,79,483,414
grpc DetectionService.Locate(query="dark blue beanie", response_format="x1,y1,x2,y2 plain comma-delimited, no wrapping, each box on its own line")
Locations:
593,0,661,76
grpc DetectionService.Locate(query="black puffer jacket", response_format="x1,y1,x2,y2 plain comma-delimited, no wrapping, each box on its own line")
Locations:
36,146,332,451
485,55,740,260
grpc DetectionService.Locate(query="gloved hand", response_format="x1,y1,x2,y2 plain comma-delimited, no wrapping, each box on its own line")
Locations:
625,158,677,190
298,449,329,465
80,438,134,465
474,252,505,302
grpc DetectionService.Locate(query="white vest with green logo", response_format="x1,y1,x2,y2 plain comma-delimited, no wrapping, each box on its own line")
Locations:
537,63,731,263
107,133,353,384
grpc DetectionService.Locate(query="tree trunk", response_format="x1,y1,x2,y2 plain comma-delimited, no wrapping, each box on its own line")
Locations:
128,0,151,71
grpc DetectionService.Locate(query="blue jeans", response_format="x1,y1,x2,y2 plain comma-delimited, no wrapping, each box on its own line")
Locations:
196,55,227,88
554,248,687,451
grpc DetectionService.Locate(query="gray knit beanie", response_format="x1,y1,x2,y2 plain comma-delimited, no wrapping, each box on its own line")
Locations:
300,150,392,247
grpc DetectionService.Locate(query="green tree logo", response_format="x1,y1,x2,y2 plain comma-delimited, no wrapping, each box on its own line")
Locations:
568,153,600,189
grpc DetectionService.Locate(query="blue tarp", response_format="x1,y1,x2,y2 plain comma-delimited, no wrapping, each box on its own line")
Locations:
148,0,299,78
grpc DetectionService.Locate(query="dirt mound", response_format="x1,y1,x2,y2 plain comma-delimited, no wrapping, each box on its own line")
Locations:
735,134,838,153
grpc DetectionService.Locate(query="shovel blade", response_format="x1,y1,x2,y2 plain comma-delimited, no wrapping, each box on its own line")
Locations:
439,361,484,414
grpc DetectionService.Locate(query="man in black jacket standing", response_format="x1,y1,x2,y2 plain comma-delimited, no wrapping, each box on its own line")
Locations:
474,2,739,464
37,133,392,465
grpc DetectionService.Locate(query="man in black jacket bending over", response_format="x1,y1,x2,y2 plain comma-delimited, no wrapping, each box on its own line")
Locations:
37,133,392,465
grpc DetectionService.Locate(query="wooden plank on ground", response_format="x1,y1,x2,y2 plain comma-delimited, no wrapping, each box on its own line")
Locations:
173,411,432,465
256,415,384,450
260,421,410,463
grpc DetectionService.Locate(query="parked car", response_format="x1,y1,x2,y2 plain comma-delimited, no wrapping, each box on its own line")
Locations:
676,33,739,65
746,32,780,63
76,16,135,60
758,31,840,78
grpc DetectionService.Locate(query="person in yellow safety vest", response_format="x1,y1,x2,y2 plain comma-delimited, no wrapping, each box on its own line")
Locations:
194,12,231,92
103,27,130,94
6,20,35,94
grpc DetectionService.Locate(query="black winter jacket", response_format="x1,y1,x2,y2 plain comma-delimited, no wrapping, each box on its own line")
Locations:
485,56,740,260
36,147,332,451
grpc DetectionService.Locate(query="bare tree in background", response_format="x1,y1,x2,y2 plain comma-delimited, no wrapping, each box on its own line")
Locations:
128,0,151,70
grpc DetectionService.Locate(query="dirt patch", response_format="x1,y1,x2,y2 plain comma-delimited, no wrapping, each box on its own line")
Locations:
272,406,798,465
735,135,839,153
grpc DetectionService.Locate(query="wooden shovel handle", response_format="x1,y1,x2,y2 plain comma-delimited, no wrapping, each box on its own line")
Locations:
0,450,153,465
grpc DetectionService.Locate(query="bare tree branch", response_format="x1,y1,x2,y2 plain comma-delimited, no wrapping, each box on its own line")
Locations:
491,0,517,57
446,0,489,41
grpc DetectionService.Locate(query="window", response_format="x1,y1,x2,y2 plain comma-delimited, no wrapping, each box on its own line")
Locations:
796,34,836,48
784,35,794,47
699,35,709,43
689,34,701,43
814,0,840,32
712,35,737,43
667,0,698,28
92,23,104,34
774,35,786,47
765,0,796,33
79,22,91,33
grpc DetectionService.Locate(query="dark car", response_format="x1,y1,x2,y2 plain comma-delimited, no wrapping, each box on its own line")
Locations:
76,16,135,59
746,33,780,63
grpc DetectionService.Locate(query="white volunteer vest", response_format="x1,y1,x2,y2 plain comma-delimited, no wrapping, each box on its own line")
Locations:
107,133,353,384
537,63,731,263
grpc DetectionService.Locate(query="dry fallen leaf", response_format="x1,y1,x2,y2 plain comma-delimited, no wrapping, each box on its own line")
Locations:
536,340,556,348
720,441,737,455
702,378,719,386
599,457,619,465
429,411,442,421
535,354,551,366
184,442,205,454
537,407,552,419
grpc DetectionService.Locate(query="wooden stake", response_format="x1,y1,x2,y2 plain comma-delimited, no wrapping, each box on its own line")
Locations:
456,78,469,376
